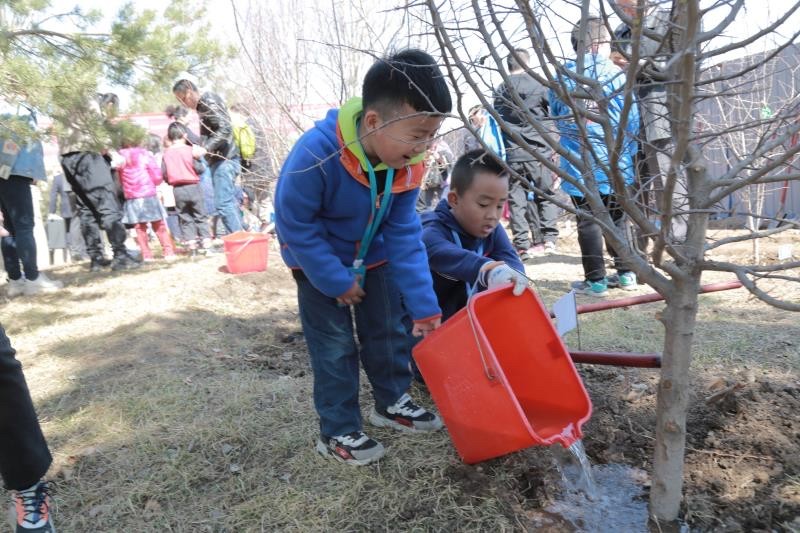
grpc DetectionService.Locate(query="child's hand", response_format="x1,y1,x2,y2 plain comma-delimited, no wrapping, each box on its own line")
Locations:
336,279,365,306
192,145,207,159
487,264,528,296
412,317,441,337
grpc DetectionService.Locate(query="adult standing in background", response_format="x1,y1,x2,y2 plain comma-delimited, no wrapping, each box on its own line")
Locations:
612,0,687,244
48,172,87,262
493,48,560,261
0,109,64,296
58,93,140,272
172,80,243,233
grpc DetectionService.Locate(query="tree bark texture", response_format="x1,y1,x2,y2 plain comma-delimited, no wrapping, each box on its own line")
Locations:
650,282,700,523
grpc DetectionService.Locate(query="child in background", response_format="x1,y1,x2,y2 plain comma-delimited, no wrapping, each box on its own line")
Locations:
421,149,528,321
162,123,211,251
116,131,176,262
275,49,451,466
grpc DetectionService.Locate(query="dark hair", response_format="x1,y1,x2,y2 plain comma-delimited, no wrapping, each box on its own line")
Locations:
146,133,161,154
165,104,189,120
506,48,530,72
362,49,452,117
450,149,507,194
571,17,610,53
167,122,188,141
172,79,198,95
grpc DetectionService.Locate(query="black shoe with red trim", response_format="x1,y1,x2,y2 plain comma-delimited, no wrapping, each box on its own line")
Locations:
315,431,385,466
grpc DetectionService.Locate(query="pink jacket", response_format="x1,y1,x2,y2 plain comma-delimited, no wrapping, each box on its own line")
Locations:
117,147,162,199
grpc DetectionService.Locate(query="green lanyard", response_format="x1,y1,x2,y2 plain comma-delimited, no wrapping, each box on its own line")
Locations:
350,158,394,286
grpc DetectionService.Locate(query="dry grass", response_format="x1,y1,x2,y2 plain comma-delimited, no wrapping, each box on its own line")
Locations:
1,229,798,531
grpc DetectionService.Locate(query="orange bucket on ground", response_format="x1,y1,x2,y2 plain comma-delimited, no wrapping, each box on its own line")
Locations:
413,286,592,464
222,231,269,274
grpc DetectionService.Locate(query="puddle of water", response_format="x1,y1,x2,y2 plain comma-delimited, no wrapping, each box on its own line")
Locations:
545,462,650,533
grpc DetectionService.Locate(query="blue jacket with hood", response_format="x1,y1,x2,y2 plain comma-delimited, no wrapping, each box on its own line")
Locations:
549,54,639,197
421,198,524,321
275,98,441,323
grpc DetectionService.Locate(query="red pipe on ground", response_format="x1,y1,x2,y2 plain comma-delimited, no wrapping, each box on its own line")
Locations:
569,350,662,368
573,280,743,315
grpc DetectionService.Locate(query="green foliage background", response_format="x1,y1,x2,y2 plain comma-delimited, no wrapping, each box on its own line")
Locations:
0,0,234,143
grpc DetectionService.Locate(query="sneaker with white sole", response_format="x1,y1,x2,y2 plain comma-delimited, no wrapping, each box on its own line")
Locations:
608,271,637,291
13,480,55,532
369,393,443,433
573,278,608,297
6,278,26,298
23,273,63,296
544,241,557,254
316,431,385,466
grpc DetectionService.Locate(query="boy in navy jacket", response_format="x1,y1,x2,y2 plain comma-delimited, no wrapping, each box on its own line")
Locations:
421,149,528,322
275,49,451,466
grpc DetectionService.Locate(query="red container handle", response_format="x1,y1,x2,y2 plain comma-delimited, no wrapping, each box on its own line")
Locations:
466,298,498,382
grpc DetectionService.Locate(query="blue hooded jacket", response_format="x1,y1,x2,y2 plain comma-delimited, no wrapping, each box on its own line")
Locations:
421,198,524,321
549,54,639,197
275,99,441,322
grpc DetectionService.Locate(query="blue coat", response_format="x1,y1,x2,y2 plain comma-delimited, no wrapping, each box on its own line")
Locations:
549,54,639,197
0,113,46,182
422,199,524,321
275,101,440,322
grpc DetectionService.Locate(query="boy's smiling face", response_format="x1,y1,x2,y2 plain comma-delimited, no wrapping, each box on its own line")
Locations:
361,104,443,170
448,171,508,238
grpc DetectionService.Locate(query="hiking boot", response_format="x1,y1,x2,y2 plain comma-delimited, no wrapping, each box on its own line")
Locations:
23,273,63,296
369,393,443,433
316,431,385,466
111,254,141,271
89,257,112,272
6,278,26,298
608,272,637,291
13,481,54,532
574,278,608,297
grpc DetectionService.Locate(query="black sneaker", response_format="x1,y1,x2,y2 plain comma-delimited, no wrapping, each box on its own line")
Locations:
13,481,54,532
111,254,141,271
316,431,385,466
369,393,443,433
89,257,112,272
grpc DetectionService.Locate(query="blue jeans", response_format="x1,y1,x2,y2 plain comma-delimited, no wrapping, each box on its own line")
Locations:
198,163,215,216
210,158,242,233
0,176,39,281
296,265,412,438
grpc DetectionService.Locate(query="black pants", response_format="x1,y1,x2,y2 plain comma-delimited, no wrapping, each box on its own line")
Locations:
0,324,52,490
60,152,128,259
0,176,40,281
507,159,560,250
173,184,211,242
571,193,630,282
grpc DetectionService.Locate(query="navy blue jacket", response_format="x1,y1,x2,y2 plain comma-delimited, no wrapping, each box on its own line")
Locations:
422,199,524,321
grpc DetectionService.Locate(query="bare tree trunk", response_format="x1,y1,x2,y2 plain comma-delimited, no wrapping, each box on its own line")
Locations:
651,282,699,523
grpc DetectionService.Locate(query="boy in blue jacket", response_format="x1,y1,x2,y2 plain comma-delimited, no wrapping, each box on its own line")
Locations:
275,49,451,466
421,149,528,323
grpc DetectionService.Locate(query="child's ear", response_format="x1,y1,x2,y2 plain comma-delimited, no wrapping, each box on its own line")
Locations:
447,189,459,207
362,109,381,133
